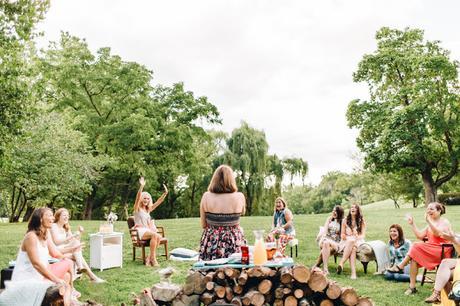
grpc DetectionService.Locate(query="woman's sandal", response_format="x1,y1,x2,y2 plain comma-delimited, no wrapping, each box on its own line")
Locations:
336,265,343,275
424,290,441,303
387,265,404,274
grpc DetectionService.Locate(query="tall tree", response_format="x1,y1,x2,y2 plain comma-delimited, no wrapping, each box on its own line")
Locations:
283,158,308,186
0,0,49,161
347,27,460,205
225,122,268,215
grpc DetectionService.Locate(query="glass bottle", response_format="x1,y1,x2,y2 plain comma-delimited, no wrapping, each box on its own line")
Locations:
253,230,268,265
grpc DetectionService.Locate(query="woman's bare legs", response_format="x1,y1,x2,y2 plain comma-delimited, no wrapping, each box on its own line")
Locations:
350,246,357,279
142,230,161,266
321,241,334,274
409,260,418,290
434,258,457,291
339,240,355,270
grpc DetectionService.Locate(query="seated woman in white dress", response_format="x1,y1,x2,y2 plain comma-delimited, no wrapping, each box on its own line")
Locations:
1,208,75,306
133,176,168,266
50,208,105,283
337,204,366,280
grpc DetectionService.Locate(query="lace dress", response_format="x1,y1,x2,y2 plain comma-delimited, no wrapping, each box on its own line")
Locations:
199,212,246,260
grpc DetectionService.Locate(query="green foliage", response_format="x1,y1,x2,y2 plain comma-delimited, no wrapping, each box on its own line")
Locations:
225,122,269,215
347,27,460,204
0,0,49,161
0,111,103,221
438,192,460,205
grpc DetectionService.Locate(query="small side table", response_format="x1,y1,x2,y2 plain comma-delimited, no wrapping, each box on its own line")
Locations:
90,232,123,271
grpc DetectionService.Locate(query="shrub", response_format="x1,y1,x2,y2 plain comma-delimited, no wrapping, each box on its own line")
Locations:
438,193,460,205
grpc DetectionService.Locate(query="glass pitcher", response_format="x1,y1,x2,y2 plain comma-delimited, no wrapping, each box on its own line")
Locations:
253,230,268,265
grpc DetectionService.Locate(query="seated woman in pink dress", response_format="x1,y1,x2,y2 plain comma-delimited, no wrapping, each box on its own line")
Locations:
336,204,366,280
387,202,452,296
133,177,168,267
8,208,76,305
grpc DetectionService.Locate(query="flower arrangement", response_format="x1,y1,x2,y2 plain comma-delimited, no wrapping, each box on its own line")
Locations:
272,227,285,240
106,212,118,224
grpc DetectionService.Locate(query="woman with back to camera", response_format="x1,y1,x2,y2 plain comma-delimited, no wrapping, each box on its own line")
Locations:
314,205,344,275
387,202,452,296
336,203,366,280
199,165,246,260
133,177,168,267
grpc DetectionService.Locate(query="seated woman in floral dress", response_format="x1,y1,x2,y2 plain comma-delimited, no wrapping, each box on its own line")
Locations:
199,165,246,260
266,197,296,255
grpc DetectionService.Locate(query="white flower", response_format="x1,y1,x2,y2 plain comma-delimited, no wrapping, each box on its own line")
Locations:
106,212,118,224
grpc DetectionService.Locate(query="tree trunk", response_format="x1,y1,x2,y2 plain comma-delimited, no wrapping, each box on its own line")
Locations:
421,170,436,206
412,197,418,208
23,204,35,222
83,185,98,220
121,176,133,220
392,199,400,209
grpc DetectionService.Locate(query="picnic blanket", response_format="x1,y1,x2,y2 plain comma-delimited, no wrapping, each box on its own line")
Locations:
361,240,390,273
0,280,53,306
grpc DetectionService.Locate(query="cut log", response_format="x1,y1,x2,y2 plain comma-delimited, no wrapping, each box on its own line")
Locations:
300,298,315,306
258,279,272,295
357,297,375,306
247,266,273,278
274,286,284,299
215,285,226,299
205,281,215,291
341,287,359,306
216,269,226,280
140,288,157,306
233,284,244,295
280,267,293,284
172,294,200,306
184,271,206,295
225,268,241,279
325,281,341,300
293,265,311,283
273,299,283,306
200,292,216,305
231,296,243,306
238,270,249,285
204,271,216,283
308,271,328,292
151,283,181,302
284,295,298,306
226,286,234,301
320,299,334,306
294,288,304,299
242,290,265,306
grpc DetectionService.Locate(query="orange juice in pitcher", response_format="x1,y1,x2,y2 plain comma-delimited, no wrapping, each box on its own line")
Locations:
253,230,268,265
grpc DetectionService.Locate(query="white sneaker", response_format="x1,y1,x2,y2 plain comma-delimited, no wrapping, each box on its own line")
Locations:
91,277,106,284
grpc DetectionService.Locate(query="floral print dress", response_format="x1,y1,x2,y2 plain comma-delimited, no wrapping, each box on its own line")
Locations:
199,212,246,260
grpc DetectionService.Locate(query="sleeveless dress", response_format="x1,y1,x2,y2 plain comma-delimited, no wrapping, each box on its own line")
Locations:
319,219,341,250
267,209,296,254
199,212,246,260
12,240,50,282
134,209,156,239
338,223,365,252
408,229,453,270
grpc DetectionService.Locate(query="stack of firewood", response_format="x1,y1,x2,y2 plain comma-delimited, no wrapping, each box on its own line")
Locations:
180,265,374,306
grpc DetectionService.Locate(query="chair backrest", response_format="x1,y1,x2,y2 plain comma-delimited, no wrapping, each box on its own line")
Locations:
127,216,135,229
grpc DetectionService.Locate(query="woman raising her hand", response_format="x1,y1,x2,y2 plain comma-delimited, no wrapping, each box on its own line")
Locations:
133,177,168,267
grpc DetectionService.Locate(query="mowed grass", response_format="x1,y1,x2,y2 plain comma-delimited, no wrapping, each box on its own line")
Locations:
1,202,459,305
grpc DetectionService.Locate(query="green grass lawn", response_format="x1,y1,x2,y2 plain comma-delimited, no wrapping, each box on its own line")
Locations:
1,202,459,305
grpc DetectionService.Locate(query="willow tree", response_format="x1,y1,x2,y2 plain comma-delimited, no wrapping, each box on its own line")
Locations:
225,122,268,215
347,27,460,205
283,158,308,186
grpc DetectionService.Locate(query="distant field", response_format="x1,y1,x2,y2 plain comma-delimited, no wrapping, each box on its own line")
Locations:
1,202,458,305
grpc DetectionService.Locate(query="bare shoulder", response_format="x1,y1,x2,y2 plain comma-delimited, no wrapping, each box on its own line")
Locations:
23,232,37,247
236,192,246,201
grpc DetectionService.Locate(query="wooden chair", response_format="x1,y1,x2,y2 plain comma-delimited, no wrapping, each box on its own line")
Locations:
127,217,169,264
421,242,455,286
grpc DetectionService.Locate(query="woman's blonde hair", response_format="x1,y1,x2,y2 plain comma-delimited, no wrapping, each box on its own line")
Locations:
208,165,238,193
54,208,70,232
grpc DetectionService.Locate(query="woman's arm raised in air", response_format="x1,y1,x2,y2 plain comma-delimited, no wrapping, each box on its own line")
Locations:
148,184,168,213
134,177,146,213
407,215,427,240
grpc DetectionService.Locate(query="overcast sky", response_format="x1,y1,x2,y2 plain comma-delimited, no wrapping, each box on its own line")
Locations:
37,0,460,184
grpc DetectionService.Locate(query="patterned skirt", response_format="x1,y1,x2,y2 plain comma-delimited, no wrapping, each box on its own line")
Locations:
266,233,295,255
199,225,246,260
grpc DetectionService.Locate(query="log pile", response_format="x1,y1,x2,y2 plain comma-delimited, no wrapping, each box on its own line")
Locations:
180,265,374,306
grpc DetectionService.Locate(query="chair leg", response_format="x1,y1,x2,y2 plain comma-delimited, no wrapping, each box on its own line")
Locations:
290,246,293,258
362,261,368,274
132,247,136,261
142,246,146,264
164,242,168,258
334,254,337,264
421,268,427,286
295,245,298,258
